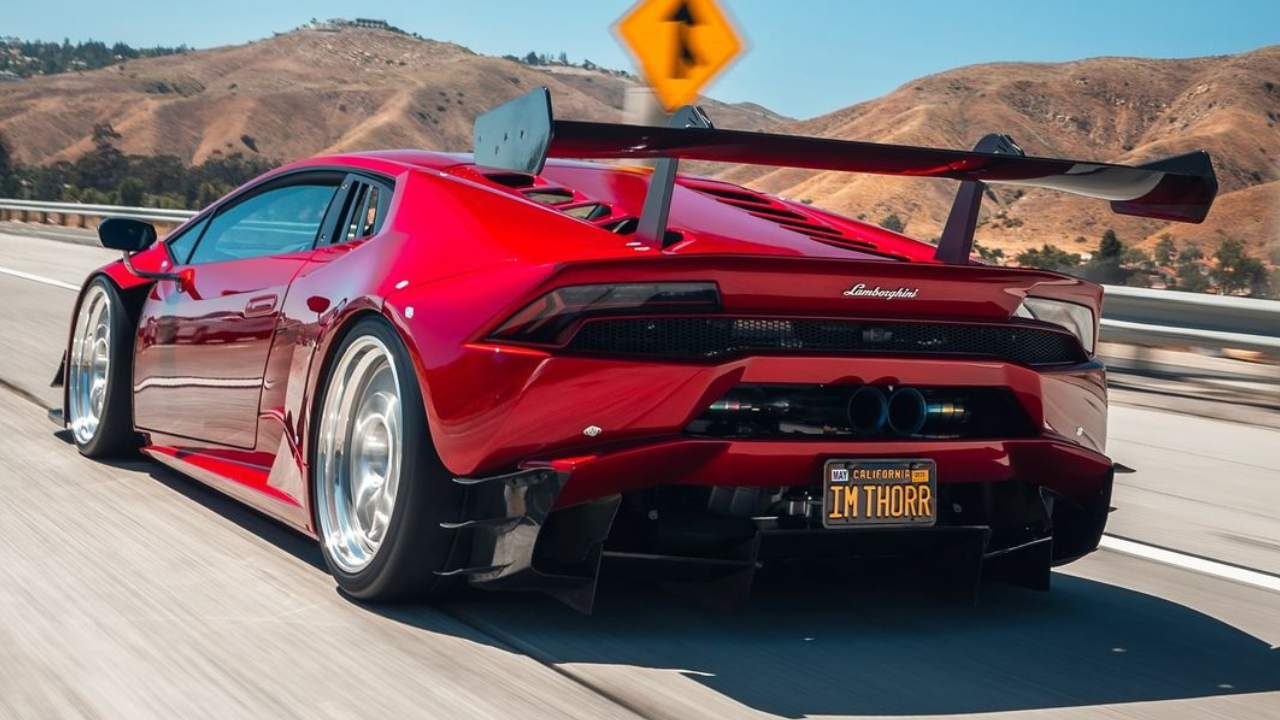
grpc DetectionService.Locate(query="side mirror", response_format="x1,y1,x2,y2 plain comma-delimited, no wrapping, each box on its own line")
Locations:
98,217,157,252
102,217,186,284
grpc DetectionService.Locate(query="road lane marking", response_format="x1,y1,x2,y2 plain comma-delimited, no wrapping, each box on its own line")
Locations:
1101,535,1280,593
0,265,78,291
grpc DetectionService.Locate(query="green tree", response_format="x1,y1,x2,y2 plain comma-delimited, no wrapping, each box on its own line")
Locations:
117,176,145,206
75,122,127,192
0,37,186,78
129,153,186,196
1098,229,1122,261
0,130,12,179
1173,244,1210,292
1121,246,1153,270
31,160,74,200
90,122,122,150
1082,228,1129,284
878,213,905,233
1177,244,1204,264
973,240,1005,264
1015,243,1082,272
195,181,224,209
1214,239,1267,296
0,130,16,196
1153,234,1177,266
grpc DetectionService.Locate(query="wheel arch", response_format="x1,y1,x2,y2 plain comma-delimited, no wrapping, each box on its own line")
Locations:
299,304,406,529
59,269,150,421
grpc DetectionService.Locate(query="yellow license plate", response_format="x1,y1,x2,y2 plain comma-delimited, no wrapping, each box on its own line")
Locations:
822,459,937,528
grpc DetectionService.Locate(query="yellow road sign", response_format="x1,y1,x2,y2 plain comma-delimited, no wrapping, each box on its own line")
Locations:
615,0,746,111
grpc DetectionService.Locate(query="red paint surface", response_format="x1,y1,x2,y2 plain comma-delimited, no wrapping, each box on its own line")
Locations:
63,150,1111,535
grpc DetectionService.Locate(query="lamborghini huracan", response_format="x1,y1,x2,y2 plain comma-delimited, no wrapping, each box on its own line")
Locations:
53,89,1217,611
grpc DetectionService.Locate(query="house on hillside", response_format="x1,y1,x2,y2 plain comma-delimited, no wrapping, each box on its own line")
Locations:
352,18,394,31
300,17,404,34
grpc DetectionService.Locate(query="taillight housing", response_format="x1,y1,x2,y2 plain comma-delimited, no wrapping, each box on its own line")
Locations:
489,282,720,346
1012,297,1096,354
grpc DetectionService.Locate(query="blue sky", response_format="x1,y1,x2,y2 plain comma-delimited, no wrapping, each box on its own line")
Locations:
5,1,1277,118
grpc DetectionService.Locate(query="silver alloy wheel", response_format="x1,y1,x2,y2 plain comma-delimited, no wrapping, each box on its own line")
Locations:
316,335,404,574
68,284,112,445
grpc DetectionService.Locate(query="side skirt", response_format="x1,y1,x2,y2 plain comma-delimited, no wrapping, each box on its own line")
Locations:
141,445,312,533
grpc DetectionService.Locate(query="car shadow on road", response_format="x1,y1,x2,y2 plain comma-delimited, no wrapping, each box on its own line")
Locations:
377,566,1280,717
76,429,1276,716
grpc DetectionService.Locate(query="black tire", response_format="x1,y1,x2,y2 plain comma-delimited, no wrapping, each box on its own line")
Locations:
312,316,467,601
67,277,137,458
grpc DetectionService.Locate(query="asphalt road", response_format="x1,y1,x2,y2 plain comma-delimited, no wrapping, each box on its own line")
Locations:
0,224,1276,720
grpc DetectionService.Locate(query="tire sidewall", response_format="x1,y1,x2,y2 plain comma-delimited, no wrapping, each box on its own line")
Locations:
73,277,137,458
312,315,464,600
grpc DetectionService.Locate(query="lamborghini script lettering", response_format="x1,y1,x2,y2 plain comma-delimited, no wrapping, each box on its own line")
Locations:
842,283,921,300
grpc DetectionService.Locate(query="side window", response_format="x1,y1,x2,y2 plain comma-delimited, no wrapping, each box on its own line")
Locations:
327,179,391,245
164,214,211,265
187,182,338,265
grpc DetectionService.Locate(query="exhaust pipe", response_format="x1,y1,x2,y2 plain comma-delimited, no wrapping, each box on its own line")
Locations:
847,386,888,435
925,400,969,424
887,387,927,436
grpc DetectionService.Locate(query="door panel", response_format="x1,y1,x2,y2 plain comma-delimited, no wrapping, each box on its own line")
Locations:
133,176,341,448
134,253,315,447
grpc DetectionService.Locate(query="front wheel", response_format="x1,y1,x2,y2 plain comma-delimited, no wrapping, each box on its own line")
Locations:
313,317,464,601
67,277,137,458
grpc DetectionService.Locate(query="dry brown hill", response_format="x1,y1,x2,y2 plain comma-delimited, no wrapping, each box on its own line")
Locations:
714,47,1280,257
0,27,788,168
1,30,1272,260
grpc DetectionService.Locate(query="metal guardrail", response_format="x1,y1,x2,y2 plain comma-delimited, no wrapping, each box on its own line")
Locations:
1100,286,1280,355
0,198,1275,354
0,198,196,225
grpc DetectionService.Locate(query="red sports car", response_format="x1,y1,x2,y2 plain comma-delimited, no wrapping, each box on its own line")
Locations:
54,89,1217,611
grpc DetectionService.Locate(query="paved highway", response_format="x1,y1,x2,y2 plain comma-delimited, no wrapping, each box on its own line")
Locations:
0,225,1276,719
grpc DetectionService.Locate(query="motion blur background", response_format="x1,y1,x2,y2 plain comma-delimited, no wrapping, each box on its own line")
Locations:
2,0,1275,417
0,2,1276,719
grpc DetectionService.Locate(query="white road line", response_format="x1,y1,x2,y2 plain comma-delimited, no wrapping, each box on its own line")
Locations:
1100,534,1280,593
0,265,78,291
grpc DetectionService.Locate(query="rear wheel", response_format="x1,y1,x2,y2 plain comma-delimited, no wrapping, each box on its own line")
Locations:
313,316,464,601
67,278,136,458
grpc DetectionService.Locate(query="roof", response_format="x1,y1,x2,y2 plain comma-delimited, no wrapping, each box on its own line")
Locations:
280,149,940,263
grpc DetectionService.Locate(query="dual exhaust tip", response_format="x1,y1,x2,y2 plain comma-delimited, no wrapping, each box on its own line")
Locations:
701,384,970,437
849,386,930,437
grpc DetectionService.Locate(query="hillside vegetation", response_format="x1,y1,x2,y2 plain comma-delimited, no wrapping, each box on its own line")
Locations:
716,47,1279,262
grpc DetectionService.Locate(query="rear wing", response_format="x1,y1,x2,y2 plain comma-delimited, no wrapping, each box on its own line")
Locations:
473,88,1218,263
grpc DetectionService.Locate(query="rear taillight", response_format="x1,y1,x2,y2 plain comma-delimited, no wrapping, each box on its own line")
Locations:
1012,297,1096,354
489,282,720,345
